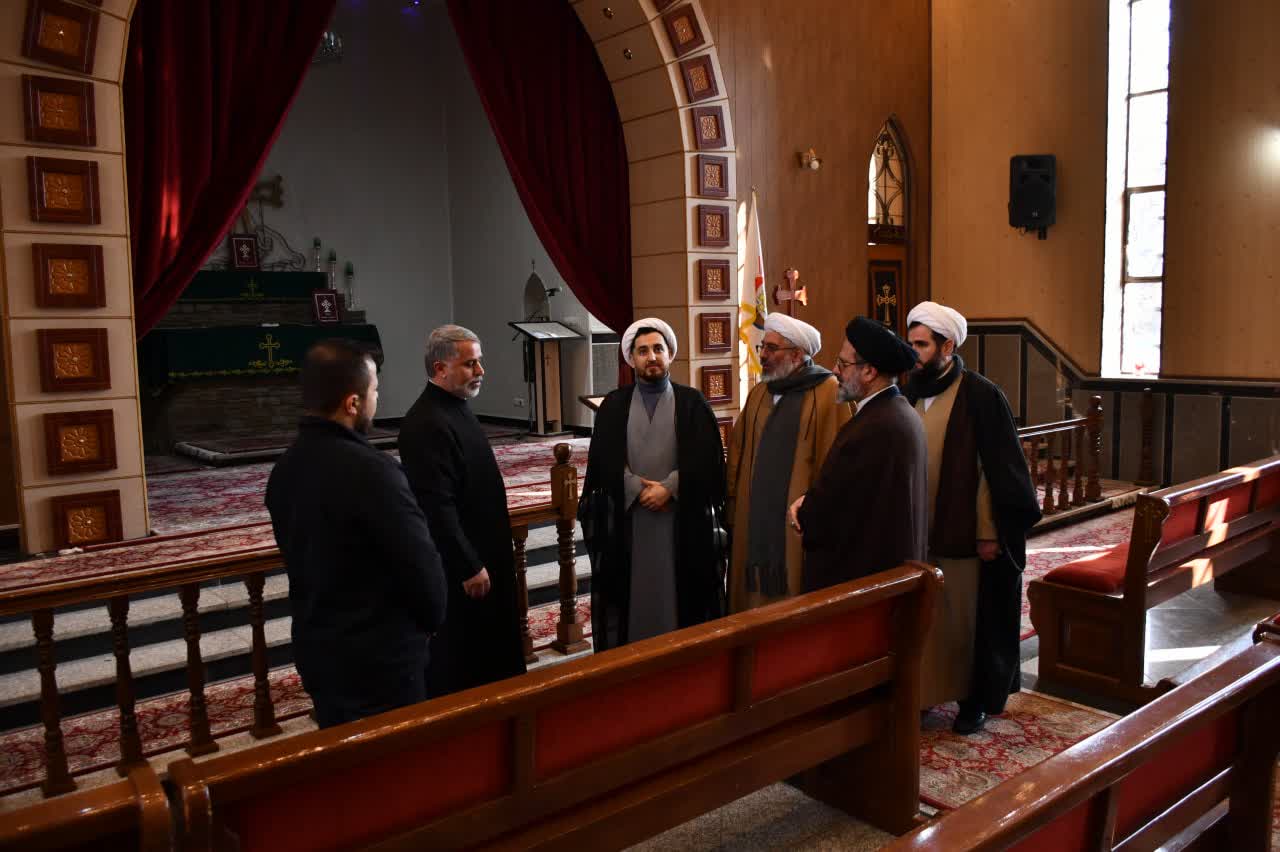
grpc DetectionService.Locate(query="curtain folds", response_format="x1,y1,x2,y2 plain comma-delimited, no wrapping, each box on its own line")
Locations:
444,0,633,357
124,0,336,337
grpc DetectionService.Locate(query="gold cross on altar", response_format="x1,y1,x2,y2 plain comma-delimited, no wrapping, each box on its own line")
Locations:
258,334,281,367
240,278,263,300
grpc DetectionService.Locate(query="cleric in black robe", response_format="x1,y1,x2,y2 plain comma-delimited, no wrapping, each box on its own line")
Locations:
267,341,448,728
791,317,927,589
398,325,526,696
905,301,1042,730
580,318,729,651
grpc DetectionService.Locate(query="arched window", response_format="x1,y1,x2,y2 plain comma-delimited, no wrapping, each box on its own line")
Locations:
868,123,907,244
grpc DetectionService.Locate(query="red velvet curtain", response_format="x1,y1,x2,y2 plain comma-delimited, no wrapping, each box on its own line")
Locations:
444,0,632,348
124,0,336,337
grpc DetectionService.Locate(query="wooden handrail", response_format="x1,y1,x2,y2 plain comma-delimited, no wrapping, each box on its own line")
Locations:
0,764,171,851
1143,453,1280,508
0,443,581,797
1015,396,1104,517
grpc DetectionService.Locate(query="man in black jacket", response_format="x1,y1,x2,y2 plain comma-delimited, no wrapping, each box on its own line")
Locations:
266,340,447,728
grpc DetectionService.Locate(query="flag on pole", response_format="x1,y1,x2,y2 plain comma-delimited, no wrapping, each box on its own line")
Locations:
738,188,767,397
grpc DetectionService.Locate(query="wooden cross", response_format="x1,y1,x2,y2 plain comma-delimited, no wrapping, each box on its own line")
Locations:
258,334,281,368
771,268,808,316
875,284,897,327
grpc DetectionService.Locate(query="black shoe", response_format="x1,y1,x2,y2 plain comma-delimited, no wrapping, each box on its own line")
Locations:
952,710,987,735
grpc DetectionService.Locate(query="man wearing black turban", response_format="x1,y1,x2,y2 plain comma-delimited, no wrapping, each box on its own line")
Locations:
788,317,929,589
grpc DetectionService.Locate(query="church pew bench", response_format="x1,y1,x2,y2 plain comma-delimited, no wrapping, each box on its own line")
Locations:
166,563,941,851
886,621,1280,851
1028,452,1280,703
0,765,170,851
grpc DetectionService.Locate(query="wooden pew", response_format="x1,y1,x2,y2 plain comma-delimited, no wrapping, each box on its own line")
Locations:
166,564,940,851
886,620,1280,851
1029,453,1280,702
0,765,170,851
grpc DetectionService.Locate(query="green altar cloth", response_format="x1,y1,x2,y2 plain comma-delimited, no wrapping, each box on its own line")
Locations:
139,324,381,385
179,271,328,302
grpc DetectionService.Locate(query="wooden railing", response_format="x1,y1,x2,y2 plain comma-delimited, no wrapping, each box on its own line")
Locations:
1017,394,1104,517
0,443,583,798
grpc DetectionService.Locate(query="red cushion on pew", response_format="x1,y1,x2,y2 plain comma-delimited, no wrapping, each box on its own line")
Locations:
1161,500,1200,545
1203,481,1253,529
1043,544,1130,593
1256,471,1280,511
225,722,510,852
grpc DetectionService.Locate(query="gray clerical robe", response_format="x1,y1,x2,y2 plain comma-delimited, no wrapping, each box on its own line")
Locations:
623,386,680,641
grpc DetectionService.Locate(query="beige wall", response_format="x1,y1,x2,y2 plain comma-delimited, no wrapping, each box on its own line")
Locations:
1161,0,1280,380
931,0,1109,374
700,0,932,367
0,0,148,552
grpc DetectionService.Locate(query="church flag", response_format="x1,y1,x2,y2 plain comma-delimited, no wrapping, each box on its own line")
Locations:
738,188,767,397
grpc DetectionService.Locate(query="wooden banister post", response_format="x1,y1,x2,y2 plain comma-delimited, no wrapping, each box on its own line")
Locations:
245,572,282,738
1041,436,1056,515
179,583,218,756
1073,426,1086,506
32,609,75,796
108,596,145,774
550,443,588,655
1086,394,1104,501
512,524,537,664
1057,432,1070,506
1137,388,1157,486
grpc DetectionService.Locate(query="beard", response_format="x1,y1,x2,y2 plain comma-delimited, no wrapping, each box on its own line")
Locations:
762,357,800,382
639,365,669,383
354,411,374,434
915,353,949,383
836,375,859,404
462,379,482,399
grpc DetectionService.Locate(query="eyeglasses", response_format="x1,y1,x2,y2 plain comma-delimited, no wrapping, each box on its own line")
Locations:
755,343,798,356
833,356,869,372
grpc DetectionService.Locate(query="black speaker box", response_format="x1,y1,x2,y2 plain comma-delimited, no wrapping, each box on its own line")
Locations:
1008,154,1056,231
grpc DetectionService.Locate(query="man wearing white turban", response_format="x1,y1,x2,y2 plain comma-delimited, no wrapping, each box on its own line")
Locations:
580,319,728,649
726,313,851,611
904,301,1041,734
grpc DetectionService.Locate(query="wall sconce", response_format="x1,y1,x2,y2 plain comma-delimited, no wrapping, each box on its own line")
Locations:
797,148,822,171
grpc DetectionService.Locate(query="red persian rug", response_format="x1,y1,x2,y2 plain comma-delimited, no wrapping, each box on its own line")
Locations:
0,596,592,796
919,691,1118,810
1020,507,1134,638
146,436,590,536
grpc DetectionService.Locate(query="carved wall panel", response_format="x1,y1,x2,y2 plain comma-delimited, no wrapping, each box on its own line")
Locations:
700,364,732,403
22,75,96,147
21,0,99,75
49,488,122,548
679,55,719,103
36,328,111,392
697,204,730,247
699,312,733,353
27,156,102,225
42,409,116,475
32,243,106,308
698,258,731,301
691,105,726,150
716,416,734,450
696,154,729,198
662,5,706,57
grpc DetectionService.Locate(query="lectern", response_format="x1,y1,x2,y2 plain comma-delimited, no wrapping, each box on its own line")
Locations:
509,321,581,436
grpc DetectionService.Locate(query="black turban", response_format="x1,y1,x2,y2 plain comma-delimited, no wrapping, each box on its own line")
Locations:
844,316,918,374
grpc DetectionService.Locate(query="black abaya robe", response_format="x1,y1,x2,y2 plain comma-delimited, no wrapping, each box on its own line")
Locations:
398,382,526,696
580,382,728,651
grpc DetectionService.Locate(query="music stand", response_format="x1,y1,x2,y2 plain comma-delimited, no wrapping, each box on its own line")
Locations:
509,321,581,436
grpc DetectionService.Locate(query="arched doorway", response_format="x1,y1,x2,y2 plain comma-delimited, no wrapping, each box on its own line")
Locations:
866,118,914,336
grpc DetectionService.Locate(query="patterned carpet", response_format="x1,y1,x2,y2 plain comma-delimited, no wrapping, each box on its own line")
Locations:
146,436,590,536
0,596,591,795
1021,506,1134,638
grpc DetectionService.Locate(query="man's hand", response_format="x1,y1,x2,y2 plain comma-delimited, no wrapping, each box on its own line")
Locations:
462,567,491,599
977,540,1001,561
638,479,673,512
788,495,806,534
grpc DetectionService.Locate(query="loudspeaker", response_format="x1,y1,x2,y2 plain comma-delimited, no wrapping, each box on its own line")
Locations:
1008,154,1056,235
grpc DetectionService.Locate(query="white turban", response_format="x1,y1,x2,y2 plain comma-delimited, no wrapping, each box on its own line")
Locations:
621,317,678,367
764,313,822,357
906,301,968,347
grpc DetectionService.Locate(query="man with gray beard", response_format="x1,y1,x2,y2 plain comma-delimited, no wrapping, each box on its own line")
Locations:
399,325,526,696
726,314,851,612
